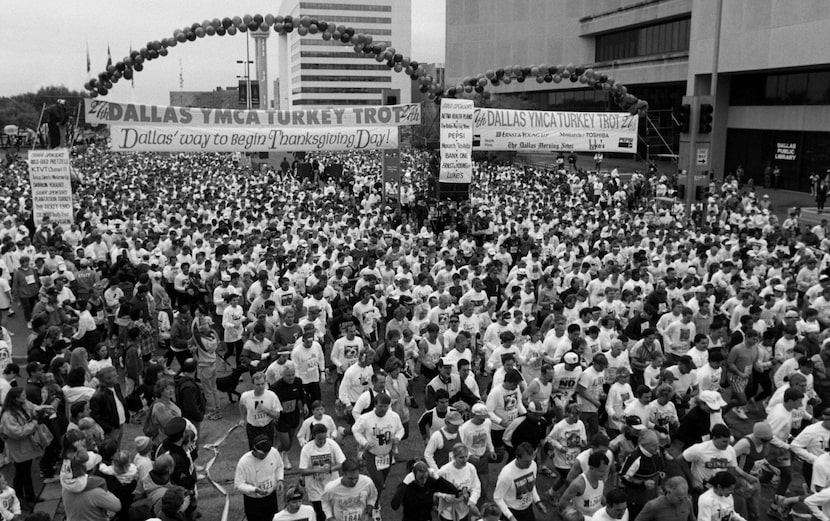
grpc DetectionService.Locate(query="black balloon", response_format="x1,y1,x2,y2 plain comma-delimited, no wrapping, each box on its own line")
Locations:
222,17,232,28
496,68,504,77
517,76,525,83
248,22,259,31
569,75,579,82
253,14,263,24
159,48,168,56
217,27,226,36
187,32,196,41
148,50,158,59
98,87,108,96
544,74,553,82
575,67,585,76
134,63,143,71
475,85,484,92
123,69,133,80
284,15,293,24
522,67,531,75
283,22,293,32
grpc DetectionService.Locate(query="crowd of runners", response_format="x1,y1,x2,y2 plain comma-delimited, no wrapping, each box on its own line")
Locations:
0,143,828,521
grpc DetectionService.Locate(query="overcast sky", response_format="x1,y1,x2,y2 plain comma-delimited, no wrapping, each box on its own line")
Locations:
1,0,445,105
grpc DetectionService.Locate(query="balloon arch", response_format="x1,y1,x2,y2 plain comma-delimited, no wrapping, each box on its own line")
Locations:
85,14,648,116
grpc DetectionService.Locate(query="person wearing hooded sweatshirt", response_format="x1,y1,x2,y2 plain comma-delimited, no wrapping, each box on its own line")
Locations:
130,454,175,520
391,459,460,521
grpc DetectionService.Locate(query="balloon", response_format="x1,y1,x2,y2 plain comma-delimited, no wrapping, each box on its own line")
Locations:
301,15,311,27
243,14,253,25
578,75,587,84
337,25,346,33
401,57,410,67
569,74,579,83
503,76,512,84
475,85,484,93
123,69,133,80
464,85,473,93
222,17,232,28
265,14,275,25
176,32,187,42
309,24,319,34
482,91,491,99
340,33,351,43
134,63,143,71
598,74,608,83
553,74,562,83
195,28,205,37
531,66,539,76
232,16,242,27
566,63,575,72
477,77,487,87
332,30,341,39
561,70,570,79
317,21,328,32
517,76,525,83
363,34,373,45
393,53,403,63
258,23,268,32
283,22,293,32
495,68,504,77
322,31,331,40
227,26,237,36
386,60,395,68
205,26,216,36
535,75,544,83
216,27,226,36
147,49,158,59
106,65,116,74
90,91,98,98
584,68,594,78
83,81,92,90
283,15,293,24
134,56,144,65
247,22,258,31
298,26,308,36
490,78,500,85
410,60,419,69
544,74,553,82
485,69,495,79
275,15,284,25
159,48,168,56
187,32,197,41
575,67,585,76
254,14,264,25
447,87,457,97
98,87,108,96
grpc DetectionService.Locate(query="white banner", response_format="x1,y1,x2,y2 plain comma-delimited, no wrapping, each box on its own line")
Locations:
439,98,475,183
28,149,74,226
472,108,639,153
85,99,421,127
108,125,399,152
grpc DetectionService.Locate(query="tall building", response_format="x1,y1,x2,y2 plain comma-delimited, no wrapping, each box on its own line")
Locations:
278,0,412,108
445,0,830,191
169,87,240,109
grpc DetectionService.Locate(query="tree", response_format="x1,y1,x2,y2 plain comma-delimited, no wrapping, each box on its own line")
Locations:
0,85,88,129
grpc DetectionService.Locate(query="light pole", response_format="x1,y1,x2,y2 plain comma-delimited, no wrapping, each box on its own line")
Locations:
237,32,254,110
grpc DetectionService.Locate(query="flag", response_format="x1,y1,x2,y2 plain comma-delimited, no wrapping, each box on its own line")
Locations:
86,42,91,74
106,44,112,69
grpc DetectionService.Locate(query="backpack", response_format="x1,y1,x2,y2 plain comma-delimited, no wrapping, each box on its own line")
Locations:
175,377,207,418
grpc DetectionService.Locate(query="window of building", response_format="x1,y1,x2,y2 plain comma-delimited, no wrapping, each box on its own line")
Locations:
292,87,385,94
299,3,391,12
293,99,381,106
300,51,374,58
298,75,391,82
730,68,830,105
595,17,690,62
303,14,392,24
301,63,389,71
301,39,391,47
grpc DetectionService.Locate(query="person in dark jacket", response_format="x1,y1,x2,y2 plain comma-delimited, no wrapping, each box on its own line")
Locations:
90,366,128,446
391,459,460,521
175,359,205,429
503,401,551,460
155,417,198,520
620,429,665,520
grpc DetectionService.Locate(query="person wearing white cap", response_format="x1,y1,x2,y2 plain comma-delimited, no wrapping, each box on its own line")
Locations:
424,409,464,471
459,403,495,502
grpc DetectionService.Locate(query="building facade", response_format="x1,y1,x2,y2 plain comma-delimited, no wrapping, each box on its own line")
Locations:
278,0,412,108
445,0,830,190
169,87,240,109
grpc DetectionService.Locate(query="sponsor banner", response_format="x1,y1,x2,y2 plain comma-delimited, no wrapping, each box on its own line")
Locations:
439,98,475,184
109,125,398,152
28,149,74,226
472,108,639,153
85,99,421,127
382,148,401,197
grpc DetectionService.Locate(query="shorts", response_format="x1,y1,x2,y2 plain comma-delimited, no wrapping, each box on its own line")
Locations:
728,374,748,395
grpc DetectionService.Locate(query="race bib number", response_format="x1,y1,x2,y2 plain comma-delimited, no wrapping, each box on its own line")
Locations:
258,478,273,491
343,510,363,521
375,454,391,470
25,275,36,285
307,358,319,369
283,400,296,413
513,473,535,506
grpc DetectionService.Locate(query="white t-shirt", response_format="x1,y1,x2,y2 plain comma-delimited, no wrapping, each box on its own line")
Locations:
299,439,346,501
240,390,282,427
272,504,317,521
682,441,738,489
322,475,378,521
697,488,746,521
592,505,629,521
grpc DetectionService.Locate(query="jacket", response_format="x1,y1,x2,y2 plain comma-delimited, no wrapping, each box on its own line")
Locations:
0,404,41,463
174,374,205,423
90,385,129,433
391,471,460,521
156,441,196,491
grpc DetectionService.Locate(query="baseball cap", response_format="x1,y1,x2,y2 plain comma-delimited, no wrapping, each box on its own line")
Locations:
660,369,677,381
471,403,489,417
445,410,463,426
563,352,580,364
698,390,727,410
